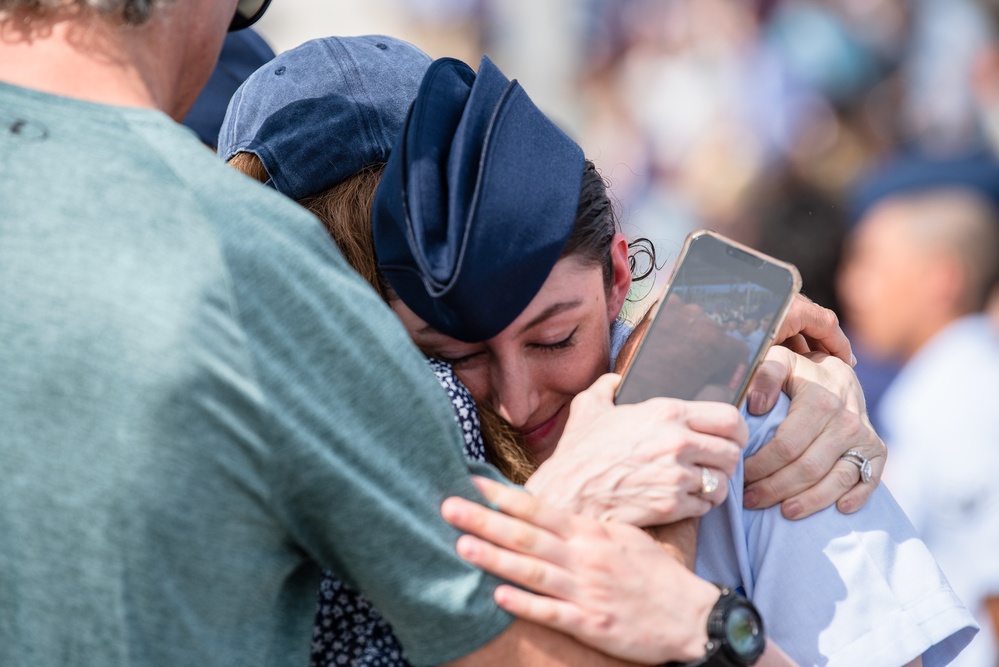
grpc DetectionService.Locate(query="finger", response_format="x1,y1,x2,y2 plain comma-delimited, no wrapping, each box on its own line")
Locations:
745,356,788,415
455,535,575,600
743,389,832,484
603,492,715,526
441,494,565,563
835,437,885,514
669,431,743,479
836,474,878,514
773,459,869,520
492,585,592,637
743,423,836,511
469,475,577,537
575,373,621,407
777,294,854,364
779,333,811,356
658,399,749,446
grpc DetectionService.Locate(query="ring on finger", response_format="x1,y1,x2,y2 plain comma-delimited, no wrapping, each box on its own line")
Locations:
699,466,719,495
839,449,873,484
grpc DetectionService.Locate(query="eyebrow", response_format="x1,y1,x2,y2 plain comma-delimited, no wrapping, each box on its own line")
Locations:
517,300,584,335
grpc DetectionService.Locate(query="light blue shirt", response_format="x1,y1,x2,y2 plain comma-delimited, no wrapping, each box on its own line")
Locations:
610,319,977,666
698,396,975,666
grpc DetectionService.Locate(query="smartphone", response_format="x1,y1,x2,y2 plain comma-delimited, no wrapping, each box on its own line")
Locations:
614,230,801,406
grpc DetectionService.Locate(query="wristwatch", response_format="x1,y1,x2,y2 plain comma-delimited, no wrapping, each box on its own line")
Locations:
665,585,766,667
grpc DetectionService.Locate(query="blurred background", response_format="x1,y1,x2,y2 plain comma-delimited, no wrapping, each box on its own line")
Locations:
252,0,993,312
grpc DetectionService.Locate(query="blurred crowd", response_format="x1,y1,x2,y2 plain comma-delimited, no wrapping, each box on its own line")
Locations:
357,0,990,309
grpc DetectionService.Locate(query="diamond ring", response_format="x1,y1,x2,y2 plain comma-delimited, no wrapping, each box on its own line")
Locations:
839,450,873,484
700,466,720,495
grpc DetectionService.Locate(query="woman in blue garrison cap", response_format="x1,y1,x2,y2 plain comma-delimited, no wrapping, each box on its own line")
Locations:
365,55,974,667
221,39,973,667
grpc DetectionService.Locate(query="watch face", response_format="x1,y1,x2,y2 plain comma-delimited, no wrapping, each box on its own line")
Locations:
725,605,764,657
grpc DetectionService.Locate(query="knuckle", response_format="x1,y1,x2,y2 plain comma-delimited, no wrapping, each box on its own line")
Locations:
820,306,839,329
523,561,548,589
838,412,865,441
797,455,827,482
814,388,844,414
721,448,741,476
588,611,616,635
652,397,684,421
510,526,538,552
835,464,860,488
754,477,782,504
652,495,681,518
767,434,801,462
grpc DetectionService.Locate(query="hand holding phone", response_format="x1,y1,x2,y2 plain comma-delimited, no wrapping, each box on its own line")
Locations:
615,230,801,407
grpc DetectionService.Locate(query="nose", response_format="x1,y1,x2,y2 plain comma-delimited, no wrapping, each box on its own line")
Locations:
489,356,541,430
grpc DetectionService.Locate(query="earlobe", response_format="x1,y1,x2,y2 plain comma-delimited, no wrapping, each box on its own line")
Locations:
607,233,632,321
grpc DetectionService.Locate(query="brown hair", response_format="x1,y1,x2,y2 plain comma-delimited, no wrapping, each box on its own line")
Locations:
298,164,394,302
227,151,537,483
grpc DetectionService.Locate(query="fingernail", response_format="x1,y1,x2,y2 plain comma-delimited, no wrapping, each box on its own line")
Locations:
748,391,767,415
784,502,801,519
839,499,854,513
743,489,759,509
850,353,858,367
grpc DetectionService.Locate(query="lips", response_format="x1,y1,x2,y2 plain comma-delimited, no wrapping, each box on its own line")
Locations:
519,404,566,462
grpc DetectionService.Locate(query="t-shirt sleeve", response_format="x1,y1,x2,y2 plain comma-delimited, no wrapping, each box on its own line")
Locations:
220,199,513,665
709,394,979,667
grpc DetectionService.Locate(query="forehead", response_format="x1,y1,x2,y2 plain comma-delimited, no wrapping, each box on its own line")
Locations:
854,203,918,254
396,255,607,343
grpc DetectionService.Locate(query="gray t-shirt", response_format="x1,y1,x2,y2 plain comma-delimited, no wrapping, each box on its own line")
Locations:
0,82,511,666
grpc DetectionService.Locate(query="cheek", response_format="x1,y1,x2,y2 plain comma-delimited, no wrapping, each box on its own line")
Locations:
451,367,490,406
555,330,612,397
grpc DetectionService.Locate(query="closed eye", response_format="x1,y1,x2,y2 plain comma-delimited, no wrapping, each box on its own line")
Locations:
434,350,484,367
531,327,578,352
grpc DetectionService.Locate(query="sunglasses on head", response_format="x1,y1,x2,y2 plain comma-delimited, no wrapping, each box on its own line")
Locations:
228,0,272,31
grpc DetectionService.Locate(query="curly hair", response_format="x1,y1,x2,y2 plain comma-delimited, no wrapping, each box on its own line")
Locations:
0,0,166,24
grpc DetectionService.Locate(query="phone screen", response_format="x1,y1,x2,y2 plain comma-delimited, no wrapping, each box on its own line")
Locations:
615,231,800,406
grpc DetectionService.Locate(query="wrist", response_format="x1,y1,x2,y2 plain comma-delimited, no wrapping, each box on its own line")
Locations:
665,584,766,667
668,578,720,663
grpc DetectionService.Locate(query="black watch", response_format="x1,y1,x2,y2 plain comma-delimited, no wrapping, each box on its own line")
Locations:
665,585,766,667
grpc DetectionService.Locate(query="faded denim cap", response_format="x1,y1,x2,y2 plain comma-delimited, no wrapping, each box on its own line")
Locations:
217,35,432,200
372,56,585,343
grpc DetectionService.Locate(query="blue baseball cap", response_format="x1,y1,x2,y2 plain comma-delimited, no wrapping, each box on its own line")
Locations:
372,55,585,343
218,35,433,200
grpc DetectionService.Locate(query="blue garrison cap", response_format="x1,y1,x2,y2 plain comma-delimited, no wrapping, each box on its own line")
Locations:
218,35,432,200
372,56,585,343
852,149,999,222
183,29,275,148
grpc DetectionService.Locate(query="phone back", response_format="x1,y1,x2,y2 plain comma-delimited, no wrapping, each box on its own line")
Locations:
615,230,801,406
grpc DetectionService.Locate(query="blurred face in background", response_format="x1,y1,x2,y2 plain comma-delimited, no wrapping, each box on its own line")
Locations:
837,200,932,360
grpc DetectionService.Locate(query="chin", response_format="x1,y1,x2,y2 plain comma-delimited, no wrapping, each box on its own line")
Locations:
530,440,560,464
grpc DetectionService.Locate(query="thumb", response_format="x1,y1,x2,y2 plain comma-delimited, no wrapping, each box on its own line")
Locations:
571,373,621,413
746,347,795,415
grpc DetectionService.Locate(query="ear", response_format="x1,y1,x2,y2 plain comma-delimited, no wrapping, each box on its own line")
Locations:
607,233,632,321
